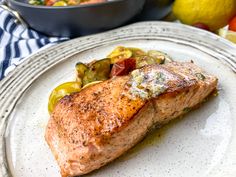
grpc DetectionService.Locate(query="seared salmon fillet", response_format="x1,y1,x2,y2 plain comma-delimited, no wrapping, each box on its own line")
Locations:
45,62,217,177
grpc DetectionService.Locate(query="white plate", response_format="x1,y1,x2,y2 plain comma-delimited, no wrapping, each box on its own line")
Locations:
1,22,236,177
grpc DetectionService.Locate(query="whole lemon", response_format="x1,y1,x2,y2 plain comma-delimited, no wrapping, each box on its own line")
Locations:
173,0,236,31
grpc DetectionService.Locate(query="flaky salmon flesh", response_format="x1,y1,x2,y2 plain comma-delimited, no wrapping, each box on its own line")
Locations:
45,62,218,177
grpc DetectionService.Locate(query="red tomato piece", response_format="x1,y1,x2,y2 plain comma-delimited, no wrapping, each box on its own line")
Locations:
124,58,136,72
229,16,236,32
110,58,136,77
45,0,56,6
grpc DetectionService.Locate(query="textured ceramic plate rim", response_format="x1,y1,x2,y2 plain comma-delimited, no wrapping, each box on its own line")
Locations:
0,21,236,177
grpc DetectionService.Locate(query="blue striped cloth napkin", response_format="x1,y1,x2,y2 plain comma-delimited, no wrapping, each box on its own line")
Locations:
0,6,68,80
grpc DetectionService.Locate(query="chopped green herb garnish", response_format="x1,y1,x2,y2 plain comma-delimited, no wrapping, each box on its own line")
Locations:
195,73,206,80
183,107,191,113
129,70,167,99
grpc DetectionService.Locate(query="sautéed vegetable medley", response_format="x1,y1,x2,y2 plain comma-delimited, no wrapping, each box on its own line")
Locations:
29,0,107,6
48,46,173,113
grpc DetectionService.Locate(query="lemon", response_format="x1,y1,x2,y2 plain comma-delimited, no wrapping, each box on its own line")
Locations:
173,0,236,31
219,28,236,43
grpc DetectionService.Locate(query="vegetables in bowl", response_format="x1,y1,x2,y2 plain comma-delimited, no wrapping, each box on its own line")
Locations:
29,0,107,6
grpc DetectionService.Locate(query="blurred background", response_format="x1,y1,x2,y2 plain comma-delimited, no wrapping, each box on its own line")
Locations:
139,0,236,44
2,0,236,42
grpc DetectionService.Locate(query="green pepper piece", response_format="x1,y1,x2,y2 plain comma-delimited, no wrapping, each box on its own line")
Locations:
135,55,157,68
128,47,146,57
147,50,173,64
75,62,88,84
83,58,111,86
